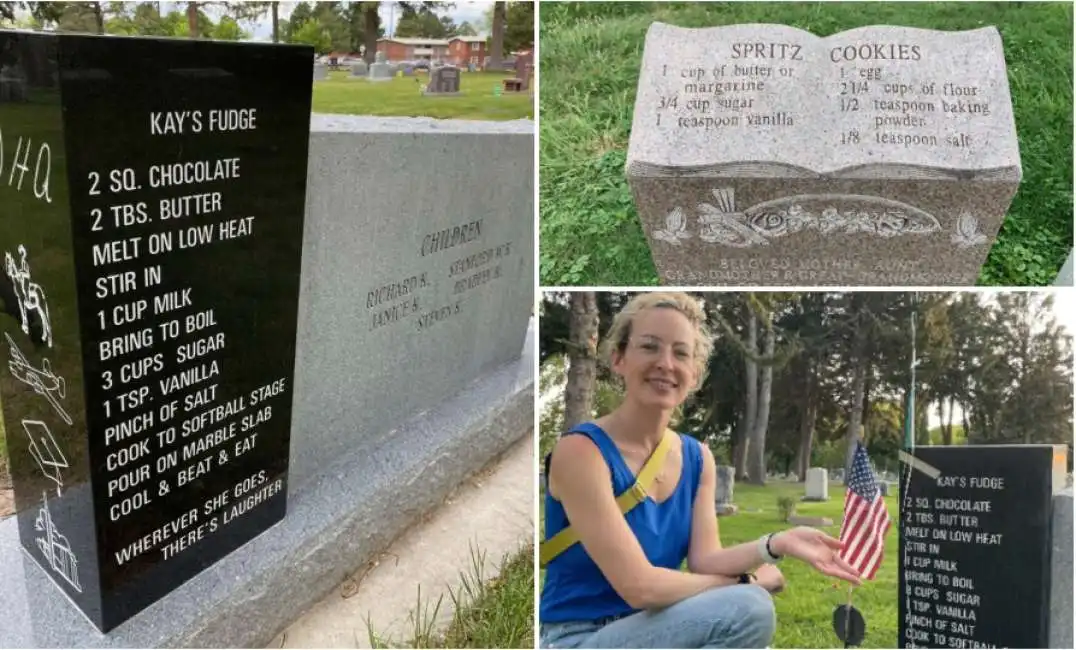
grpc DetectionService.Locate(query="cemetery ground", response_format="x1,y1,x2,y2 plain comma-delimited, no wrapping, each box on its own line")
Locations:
538,480,901,649
313,69,534,121
538,1,1074,286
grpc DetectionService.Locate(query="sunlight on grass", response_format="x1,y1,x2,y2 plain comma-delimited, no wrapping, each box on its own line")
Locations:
313,70,534,121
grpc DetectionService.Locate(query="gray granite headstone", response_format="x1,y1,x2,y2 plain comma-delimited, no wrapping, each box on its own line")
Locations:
1054,251,1073,286
313,62,328,81
804,467,828,501
368,51,392,82
627,23,1022,286
715,465,737,515
349,61,367,78
1050,489,1073,648
425,64,461,96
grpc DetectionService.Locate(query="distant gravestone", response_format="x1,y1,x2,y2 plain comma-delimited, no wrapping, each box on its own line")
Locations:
804,467,828,501
0,31,312,632
425,65,461,96
899,445,1068,648
626,23,1021,286
313,62,328,81
349,61,367,78
715,465,737,515
368,51,391,82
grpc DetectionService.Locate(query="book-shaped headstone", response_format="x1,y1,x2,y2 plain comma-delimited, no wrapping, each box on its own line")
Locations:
0,30,311,632
627,23,1021,286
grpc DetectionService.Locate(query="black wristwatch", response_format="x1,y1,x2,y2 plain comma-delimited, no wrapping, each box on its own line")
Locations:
738,573,756,585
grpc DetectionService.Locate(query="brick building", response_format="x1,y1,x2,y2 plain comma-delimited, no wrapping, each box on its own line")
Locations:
377,35,488,67
448,36,487,68
376,37,449,62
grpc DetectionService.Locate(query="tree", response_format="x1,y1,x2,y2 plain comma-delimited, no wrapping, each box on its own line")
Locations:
456,20,476,36
292,18,332,54
504,0,533,51
212,15,246,40
564,293,599,430
488,1,506,68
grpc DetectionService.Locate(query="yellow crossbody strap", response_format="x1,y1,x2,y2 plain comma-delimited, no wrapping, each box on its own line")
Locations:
539,431,674,567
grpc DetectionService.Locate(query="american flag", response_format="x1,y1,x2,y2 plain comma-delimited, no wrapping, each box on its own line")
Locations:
837,442,892,580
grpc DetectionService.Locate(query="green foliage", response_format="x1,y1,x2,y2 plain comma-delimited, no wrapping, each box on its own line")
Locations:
212,15,247,41
539,1,1073,286
292,18,332,53
776,495,797,522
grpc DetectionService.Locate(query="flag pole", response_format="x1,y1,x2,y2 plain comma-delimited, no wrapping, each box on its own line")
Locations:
904,293,917,452
844,584,855,648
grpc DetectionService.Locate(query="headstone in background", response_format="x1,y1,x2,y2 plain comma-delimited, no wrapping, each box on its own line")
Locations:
0,30,312,632
898,445,1069,648
313,62,327,81
715,465,737,516
804,467,829,501
515,51,534,91
425,65,461,96
627,23,1021,286
833,468,845,484
368,51,392,82
349,61,367,78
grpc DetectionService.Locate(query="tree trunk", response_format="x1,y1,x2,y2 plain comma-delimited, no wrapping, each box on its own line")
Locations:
747,321,774,485
732,429,748,481
490,1,506,69
795,368,818,480
92,2,104,34
187,2,199,38
846,356,868,471
364,6,379,63
943,395,955,445
563,293,599,431
738,310,758,481
271,2,279,43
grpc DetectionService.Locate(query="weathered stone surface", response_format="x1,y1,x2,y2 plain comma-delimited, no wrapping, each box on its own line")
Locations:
627,23,1021,286
804,467,829,501
349,61,367,77
1055,251,1073,286
313,63,328,80
293,115,533,488
1050,489,1073,648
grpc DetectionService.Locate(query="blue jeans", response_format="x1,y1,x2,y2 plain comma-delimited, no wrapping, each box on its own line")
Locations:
539,585,776,649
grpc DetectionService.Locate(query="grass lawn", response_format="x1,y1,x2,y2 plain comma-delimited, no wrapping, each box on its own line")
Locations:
370,544,535,648
725,482,900,649
539,480,900,649
539,1,1073,286
313,69,534,121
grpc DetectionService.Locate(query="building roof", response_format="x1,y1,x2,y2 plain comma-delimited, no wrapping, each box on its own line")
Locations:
379,35,487,46
378,37,449,46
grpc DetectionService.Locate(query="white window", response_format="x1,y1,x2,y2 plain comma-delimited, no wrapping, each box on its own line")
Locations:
471,42,481,51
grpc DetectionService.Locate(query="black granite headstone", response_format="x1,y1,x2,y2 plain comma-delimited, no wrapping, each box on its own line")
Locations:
0,31,312,632
898,445,1066,649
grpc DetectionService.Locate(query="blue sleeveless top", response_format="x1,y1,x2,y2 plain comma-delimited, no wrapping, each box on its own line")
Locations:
539,422,703,623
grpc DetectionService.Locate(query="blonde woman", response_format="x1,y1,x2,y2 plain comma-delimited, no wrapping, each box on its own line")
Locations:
539,292,861,649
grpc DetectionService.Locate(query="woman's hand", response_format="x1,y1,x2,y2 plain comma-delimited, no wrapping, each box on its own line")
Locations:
753,564,785,594
772,527,863,586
